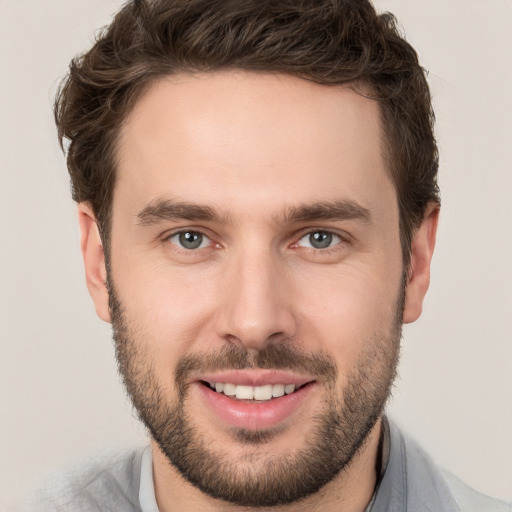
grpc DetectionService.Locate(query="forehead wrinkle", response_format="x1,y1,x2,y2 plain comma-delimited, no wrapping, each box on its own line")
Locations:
136,198,232,226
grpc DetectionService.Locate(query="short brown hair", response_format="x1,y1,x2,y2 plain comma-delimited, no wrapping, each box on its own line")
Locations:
55,0,440,264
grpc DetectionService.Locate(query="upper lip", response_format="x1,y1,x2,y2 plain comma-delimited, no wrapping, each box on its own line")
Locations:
194,369,316,388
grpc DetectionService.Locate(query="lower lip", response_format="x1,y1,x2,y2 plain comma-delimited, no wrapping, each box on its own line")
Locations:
195,382,315,430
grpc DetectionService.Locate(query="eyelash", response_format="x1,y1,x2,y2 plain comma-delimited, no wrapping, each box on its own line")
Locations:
164,230,217,254
294,230,344,251
163,228,348,254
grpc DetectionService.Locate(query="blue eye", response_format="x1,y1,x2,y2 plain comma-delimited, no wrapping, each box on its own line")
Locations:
169,231,210,250
298,231,341,249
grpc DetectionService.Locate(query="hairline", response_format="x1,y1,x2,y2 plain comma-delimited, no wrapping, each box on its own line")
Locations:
97,70,412,265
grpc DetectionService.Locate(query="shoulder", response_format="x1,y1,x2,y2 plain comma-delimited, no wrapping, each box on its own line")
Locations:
20,446,147,512
441,469,512,512
389,420,511,512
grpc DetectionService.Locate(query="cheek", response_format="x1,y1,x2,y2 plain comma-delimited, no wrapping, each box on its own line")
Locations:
111,237,403,379
112,256,221,357
295,265,402,367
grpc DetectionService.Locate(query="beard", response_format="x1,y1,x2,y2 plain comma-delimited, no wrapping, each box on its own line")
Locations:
109,276,403,507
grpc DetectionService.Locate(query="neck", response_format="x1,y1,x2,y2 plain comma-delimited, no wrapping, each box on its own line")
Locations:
152,417,382,512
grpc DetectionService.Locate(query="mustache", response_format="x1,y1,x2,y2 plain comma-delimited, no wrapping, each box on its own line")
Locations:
175,343,338,391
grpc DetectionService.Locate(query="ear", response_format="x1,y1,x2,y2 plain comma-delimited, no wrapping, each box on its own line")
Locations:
403,203,440,324
77,203,110,322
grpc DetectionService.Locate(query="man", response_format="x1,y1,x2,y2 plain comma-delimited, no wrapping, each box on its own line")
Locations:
24,0,510,511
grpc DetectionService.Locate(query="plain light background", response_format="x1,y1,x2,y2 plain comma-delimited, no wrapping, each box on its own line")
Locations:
1,0,511,508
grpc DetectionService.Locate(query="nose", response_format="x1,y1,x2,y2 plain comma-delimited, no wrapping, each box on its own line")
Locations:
215,248,297,351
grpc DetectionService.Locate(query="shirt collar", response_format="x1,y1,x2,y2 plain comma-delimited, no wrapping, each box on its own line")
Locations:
139,446,160,512
138,417,459,512
369,419,460,512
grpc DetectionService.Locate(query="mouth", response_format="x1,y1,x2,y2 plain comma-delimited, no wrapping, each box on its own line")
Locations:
200,381,307,402
193,371,317,430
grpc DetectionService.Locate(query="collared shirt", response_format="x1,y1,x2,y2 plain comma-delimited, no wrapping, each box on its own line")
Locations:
23,419,511,512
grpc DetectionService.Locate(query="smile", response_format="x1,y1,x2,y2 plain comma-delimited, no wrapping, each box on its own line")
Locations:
195,373,317,430
205,382,299,401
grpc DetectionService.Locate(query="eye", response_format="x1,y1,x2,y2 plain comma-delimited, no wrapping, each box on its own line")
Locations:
168,230,211,250
297,231,342,250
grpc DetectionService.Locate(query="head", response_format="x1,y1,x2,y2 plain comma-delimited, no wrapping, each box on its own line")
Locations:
56,0,439,265
56,0,440,508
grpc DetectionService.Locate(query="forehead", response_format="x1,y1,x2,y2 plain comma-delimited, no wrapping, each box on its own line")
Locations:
114,71,395,222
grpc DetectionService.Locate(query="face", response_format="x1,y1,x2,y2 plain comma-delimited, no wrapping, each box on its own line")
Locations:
81,72,434,507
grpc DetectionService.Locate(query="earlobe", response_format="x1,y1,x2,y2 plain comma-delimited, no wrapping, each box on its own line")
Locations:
403,204,440,324
77,203,111,323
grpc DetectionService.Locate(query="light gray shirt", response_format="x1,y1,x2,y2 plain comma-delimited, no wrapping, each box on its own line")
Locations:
21,420,511,511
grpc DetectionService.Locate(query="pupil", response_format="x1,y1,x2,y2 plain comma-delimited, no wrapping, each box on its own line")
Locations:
310,231,332,249
179,231,202,249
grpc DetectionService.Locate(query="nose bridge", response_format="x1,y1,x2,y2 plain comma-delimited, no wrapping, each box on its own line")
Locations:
216,240,295,349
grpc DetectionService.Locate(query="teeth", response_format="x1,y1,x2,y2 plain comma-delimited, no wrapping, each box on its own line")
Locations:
235,385,254,400
272,384,285,397
223,383,236,396
208,382,298,400
285,384,295,395
253,384,273,401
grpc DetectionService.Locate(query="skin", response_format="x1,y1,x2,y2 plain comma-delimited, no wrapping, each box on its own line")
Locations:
78,72,438,512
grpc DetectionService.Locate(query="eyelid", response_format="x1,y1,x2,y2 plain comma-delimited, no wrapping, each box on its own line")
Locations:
172,232,209,249
159,226,349,252
162,227,218,250
299,231,341,249
291,227,350,246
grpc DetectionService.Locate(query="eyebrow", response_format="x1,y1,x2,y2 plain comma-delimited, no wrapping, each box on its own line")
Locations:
136,198,372,226
137,199,225,225
280,200,372,224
